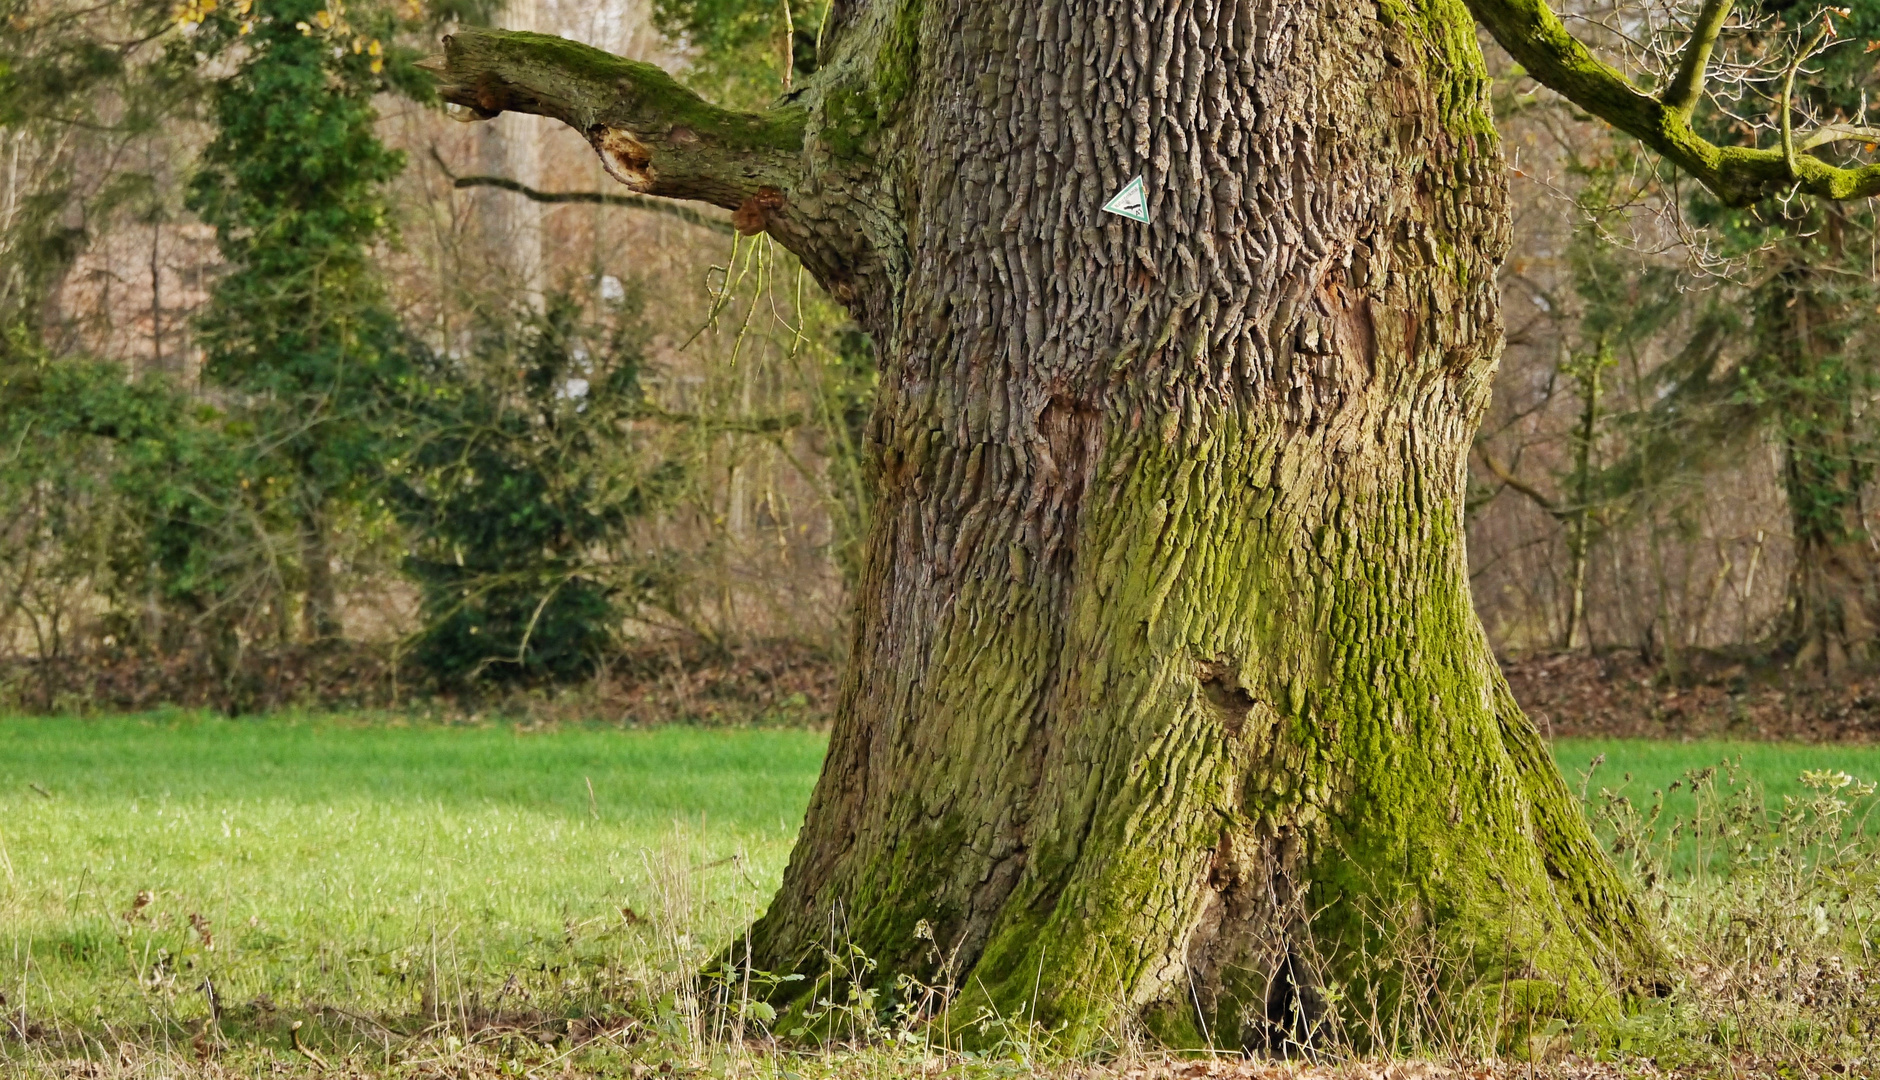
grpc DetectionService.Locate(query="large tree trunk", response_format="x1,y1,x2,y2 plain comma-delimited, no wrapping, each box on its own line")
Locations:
435,0,1661,1050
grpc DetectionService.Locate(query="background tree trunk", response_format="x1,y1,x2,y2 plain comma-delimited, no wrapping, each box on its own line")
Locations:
435,0,1664,1050
1761,265,1879,676
299,505,341,643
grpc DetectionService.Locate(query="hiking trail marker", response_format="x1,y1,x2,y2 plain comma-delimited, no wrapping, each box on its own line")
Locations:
1101,175,1150,223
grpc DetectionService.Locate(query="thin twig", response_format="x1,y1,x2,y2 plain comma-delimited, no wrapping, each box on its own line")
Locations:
1780,23,1833,180
428,148,733,234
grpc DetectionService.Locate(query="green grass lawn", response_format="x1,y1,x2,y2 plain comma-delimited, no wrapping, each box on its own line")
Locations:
0,712,825,1042
1552,736,1880,828
3,714,1878,1047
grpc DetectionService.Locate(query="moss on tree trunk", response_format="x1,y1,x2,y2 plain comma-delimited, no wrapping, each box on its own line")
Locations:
742,0,1663,1049
434,0,1666,1051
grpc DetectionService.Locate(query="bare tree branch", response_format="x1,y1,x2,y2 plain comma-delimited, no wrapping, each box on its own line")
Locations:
451,174,739,234
1800,123,1880,152
1476,445,1563,517
636,403,806,435
428,147,736,233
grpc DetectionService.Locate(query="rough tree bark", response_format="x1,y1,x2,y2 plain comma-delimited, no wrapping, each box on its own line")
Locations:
434,0,1663,1049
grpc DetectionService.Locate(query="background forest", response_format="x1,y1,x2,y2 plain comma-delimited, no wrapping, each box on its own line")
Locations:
2,0,1877,727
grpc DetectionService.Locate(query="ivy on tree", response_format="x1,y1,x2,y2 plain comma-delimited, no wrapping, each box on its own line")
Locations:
183,0,422,642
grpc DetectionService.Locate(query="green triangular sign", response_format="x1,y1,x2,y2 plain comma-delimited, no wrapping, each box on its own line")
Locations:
1102,175,1150,222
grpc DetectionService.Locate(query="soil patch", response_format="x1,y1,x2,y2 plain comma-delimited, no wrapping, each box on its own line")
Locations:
1503,649,1880,742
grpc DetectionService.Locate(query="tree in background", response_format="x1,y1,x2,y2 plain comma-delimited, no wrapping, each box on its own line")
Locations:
7,0,864,692
1688,0,1880,673
0,0,193,362
1475,133,1696,653
0,0,288,692
183,0,427,642
1530,0,1880,673
392,286,683,683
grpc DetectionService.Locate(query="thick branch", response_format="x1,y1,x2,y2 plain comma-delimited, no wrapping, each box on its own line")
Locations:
428,28,806,215
1465,0,1880,204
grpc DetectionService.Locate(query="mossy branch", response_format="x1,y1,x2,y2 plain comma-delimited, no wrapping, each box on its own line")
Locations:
1662,0,1731,114
427,29,807,214
1779,23,1832,182
1465,0,1880,205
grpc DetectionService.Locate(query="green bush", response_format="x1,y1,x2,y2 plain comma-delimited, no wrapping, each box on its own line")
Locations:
184,0,420,641
0,356,268,669
393,285,683,685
